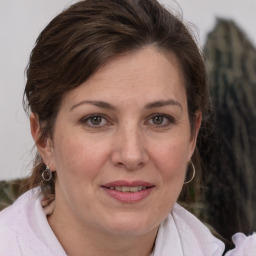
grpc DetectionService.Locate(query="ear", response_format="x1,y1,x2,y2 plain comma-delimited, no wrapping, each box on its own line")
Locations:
188,110,202,159
30,113,55,171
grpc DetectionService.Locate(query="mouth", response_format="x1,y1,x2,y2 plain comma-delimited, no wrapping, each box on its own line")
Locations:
101,181,155,203
102,185,152,193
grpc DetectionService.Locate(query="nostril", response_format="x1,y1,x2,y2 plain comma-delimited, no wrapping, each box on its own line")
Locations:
117,162,125,167
118,161,145,171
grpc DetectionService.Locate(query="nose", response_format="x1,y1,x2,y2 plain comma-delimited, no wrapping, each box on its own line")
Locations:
110,125,149,170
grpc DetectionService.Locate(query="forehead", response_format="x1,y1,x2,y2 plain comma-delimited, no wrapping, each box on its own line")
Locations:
61,47,187,109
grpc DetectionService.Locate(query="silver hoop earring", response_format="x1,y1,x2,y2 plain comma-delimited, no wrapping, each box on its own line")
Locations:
184,161,195,184
42,166,52,181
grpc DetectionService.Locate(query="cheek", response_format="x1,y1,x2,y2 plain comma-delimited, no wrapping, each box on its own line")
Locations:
52,135,109,181
149,142,189,218
151,137,190,176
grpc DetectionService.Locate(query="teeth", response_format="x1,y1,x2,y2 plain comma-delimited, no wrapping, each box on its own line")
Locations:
129,186,139,192
122,186,130,192
108,186,147,192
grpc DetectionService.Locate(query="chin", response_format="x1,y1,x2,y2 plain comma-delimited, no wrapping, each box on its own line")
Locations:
101,212,159,237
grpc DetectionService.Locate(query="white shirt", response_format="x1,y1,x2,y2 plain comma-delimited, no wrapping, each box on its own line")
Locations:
0,189,255,256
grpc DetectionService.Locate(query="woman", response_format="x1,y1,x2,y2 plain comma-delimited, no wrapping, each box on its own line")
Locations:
0,0,254,255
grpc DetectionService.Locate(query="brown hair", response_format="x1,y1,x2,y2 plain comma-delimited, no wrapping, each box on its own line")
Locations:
23,0,209,197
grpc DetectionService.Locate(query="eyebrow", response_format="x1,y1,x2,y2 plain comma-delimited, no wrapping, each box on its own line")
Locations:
70,99,182,111
145,99,182,110
70,100,116,111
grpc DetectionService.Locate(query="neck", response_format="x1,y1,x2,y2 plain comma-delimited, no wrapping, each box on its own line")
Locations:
48,206,158,256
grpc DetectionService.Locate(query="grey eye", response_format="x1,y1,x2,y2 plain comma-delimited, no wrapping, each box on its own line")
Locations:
90,116,103,126
152,116,164,125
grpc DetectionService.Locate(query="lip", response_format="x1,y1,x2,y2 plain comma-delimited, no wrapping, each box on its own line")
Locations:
101,180,155,204
102,180,154,187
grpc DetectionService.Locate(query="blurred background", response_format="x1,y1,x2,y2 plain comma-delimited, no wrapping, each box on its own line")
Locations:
0,0,255,251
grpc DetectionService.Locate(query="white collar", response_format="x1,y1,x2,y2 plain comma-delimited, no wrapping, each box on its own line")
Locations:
151,203,225,256
14,190,224,256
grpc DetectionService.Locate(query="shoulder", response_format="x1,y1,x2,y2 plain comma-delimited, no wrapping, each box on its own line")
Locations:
225,233,256,256
0,188,66,256
0,189,41,255
172,204,256,256
0,222,21,255
0,188,40,228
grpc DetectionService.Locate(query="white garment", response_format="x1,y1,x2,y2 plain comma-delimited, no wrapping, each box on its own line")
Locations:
151,204,225,256
0,189,66,256
225,233,256,256
0,189,255,256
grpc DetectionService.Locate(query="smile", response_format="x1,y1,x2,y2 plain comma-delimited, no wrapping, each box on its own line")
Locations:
101,180,155,203
107,186,148,192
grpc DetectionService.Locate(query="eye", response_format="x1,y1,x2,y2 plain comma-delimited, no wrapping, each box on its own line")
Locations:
148,114,174,127
152,116,164,125
81,114,109,128
90,116,104,126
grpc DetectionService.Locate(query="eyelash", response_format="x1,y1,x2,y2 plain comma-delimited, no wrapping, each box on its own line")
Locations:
147,114,175,127
80,114,111,128
80,113,175,129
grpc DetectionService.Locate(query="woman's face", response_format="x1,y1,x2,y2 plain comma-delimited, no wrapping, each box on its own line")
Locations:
39,47,201,237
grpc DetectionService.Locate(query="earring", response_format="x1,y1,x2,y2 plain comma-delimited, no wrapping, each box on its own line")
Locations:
42,166,52,181
184,161,195,184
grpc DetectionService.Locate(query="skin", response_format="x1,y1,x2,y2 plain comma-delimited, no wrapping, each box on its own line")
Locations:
31,46,201,256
